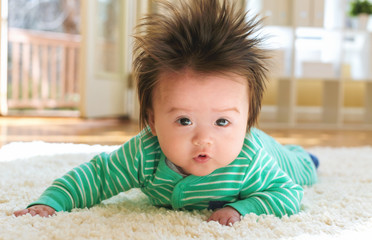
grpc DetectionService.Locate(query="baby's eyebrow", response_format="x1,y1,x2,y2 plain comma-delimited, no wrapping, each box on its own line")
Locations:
167,107,191,113
167,107,240,114
213,107,240,113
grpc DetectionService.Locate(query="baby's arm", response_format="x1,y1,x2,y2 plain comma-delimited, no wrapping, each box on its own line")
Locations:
227,149,304,218
14,205,55,217
14,135,143,216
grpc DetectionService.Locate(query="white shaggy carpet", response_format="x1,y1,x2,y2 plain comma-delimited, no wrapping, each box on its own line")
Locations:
1,142,372,240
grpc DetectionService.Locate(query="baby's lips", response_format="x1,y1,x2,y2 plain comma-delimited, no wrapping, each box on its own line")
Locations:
193,151,210,158
193,154,211,163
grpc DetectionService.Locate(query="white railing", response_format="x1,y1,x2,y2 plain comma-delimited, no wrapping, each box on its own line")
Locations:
7,28,80,110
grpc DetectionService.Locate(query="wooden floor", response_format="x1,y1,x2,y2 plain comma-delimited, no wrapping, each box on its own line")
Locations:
0,116,371,148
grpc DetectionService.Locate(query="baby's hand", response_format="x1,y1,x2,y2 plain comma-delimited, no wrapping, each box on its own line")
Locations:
14,205,55,217
207,206,241,226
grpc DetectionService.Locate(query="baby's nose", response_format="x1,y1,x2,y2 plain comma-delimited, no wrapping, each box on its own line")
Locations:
192,131,213,146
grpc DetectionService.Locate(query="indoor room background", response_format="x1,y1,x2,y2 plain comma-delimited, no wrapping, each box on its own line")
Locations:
1,0,371,131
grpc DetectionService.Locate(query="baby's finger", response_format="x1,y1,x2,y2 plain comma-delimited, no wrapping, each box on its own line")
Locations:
28,209,37,216
226,216,240,226
218,217,229,226
13,209,29,217
38,210,51,217
207,215,219,223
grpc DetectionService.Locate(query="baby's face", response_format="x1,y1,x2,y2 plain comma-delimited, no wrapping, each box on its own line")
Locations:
148,69,249,176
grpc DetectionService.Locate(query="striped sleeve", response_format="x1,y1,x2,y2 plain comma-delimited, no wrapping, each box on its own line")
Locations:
28,134,143,212
226,148,304,217
252,128,317,186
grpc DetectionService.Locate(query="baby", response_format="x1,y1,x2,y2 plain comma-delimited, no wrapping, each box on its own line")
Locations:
14,0,318,226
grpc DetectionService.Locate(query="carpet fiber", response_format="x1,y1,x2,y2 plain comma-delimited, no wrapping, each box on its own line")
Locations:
1,142,372,240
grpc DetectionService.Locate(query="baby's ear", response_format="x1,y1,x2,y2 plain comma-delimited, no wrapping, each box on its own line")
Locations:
147,109,157,136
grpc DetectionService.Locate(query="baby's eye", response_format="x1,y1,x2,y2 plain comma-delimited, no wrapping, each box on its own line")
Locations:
215,118,230,127
177,118,192,126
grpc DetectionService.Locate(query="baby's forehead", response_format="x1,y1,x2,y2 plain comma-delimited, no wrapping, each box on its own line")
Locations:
152,70,248,103
151,70,248,104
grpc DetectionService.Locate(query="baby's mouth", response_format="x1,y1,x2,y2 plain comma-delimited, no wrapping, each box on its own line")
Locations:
193,154,210,163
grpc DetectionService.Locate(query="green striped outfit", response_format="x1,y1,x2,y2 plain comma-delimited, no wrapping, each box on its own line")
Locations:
29,127,317,217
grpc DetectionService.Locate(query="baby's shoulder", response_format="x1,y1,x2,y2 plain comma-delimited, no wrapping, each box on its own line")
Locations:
121,128,162,163
138,127,158,143
240,128,273,161
243,128,264,150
